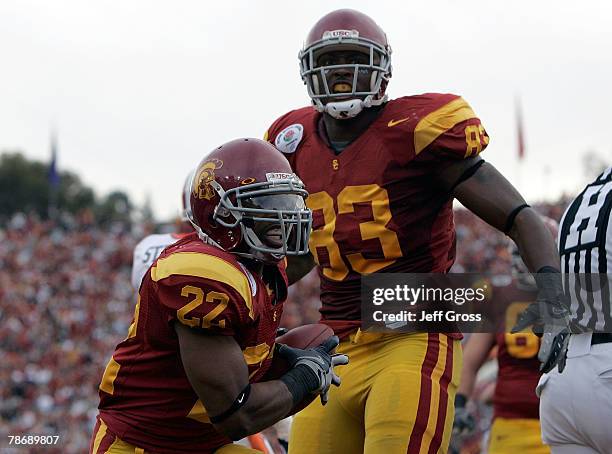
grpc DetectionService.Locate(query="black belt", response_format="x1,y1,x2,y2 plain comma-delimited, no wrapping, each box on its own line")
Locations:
591,333,612,345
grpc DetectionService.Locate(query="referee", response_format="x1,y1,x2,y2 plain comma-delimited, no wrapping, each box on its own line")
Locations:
538,166,612,453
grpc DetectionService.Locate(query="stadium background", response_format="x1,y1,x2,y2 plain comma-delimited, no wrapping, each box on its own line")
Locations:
2,1,611,452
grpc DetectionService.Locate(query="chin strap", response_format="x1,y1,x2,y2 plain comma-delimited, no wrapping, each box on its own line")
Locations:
196,230,223,249
189,221,225,250
317,94,388,119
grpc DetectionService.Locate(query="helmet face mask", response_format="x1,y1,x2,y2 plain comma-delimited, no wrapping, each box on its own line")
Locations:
300,35,391,108
212,178,312,263
187,139,313,264
299,11,392,119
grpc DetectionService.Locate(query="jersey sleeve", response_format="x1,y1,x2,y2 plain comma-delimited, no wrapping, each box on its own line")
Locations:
263,111,291,145
415,96,489,160
264,108,311,170
150,252,255,336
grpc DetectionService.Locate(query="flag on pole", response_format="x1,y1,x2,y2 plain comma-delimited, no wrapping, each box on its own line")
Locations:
48,131,60,220
516,97,526,160
48,132,60,188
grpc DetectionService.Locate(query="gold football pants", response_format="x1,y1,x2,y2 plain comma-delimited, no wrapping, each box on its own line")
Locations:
289,331,462,454
488,417,549,454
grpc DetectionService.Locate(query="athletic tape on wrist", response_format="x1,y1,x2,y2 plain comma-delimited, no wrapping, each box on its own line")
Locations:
455,393,468,408
280,365,319,406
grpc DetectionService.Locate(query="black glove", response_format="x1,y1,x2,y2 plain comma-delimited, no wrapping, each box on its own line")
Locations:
452,394,475,437
511,268,571,373
277,336,349,405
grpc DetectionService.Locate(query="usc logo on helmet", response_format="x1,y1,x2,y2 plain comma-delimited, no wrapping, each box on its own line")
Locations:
194,159,223,200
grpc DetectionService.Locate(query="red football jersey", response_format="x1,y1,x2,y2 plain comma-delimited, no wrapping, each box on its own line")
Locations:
97,233,287,453
266,94,489,338
492,280,541,420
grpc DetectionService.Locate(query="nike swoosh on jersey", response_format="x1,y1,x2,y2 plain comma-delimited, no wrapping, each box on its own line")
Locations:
387,118,411,127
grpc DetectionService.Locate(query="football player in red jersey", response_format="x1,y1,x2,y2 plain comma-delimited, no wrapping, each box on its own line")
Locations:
454,217,559,454
90,139,348,454
265,9,568,454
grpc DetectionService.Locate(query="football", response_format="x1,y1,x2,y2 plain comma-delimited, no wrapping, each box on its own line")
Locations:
267,323,335,379
266,323,335,414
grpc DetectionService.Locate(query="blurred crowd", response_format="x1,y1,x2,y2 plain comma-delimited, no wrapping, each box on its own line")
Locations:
452,199,569,273
0,199,570,453
0,213,137,452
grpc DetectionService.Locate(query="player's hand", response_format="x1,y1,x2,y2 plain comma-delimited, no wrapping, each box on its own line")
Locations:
511,271,571,373
452,394,475,437
276,336,349,405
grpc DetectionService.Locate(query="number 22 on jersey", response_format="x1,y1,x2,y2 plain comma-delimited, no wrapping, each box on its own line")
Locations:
307,184,402,281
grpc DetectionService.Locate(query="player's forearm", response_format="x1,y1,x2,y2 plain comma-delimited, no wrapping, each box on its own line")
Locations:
177,325,293,439
453,162,530,232
508,208,560,272
214,380,293,440
453,163,560,271
457,353,483,397
458,333,495,397
457,368,477,397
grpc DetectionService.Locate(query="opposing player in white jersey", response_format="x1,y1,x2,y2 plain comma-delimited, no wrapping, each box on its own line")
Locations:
131,171,195,289
537,166,612,453
131,230,193,289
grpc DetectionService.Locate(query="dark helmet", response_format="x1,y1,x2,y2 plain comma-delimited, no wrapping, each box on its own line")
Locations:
187,138,312,263
299,9,392,119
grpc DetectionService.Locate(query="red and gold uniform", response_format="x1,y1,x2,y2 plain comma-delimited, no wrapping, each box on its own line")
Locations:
488,280,549,454
267,93,487,339
90,233,287,454
265,93,488,453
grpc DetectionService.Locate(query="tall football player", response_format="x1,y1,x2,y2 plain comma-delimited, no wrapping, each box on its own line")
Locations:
265,9,568,454
90,139,347,454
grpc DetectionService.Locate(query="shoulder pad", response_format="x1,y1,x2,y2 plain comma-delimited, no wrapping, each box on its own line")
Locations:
265,106,315,154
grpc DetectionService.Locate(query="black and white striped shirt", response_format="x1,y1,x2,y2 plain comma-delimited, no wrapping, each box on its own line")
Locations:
558,166,612,332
